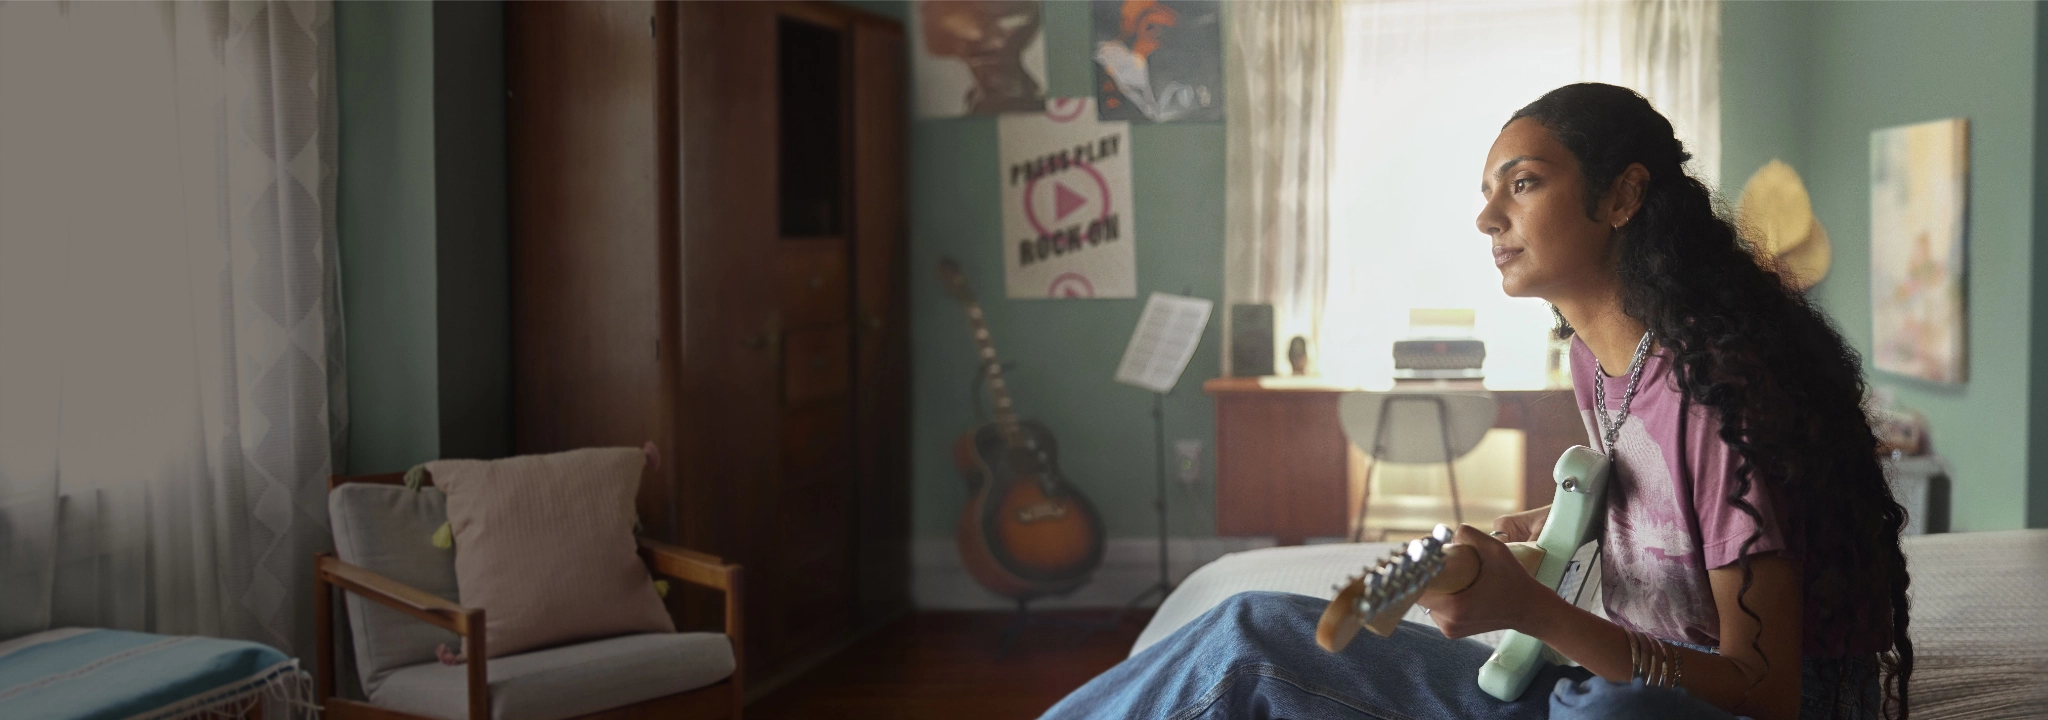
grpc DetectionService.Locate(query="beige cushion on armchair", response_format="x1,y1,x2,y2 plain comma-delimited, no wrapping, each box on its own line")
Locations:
429,447,674,658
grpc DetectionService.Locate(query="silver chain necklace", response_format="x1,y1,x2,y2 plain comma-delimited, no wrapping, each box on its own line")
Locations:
1593,331,1655,455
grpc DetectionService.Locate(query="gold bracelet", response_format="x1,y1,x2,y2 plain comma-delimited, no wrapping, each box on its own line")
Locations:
1657,638,1678,688
1646,634,1662,687
1659,637,1677,687
1626,629,1644,682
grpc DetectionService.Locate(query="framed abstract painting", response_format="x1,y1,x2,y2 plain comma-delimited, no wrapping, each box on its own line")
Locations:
1870,118,1969,384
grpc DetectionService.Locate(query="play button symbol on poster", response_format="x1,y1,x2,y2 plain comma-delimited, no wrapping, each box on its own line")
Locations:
999,97,1136,299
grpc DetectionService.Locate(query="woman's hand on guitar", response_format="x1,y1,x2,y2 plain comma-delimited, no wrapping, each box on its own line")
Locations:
1490,504,1551,543
1413,525,1564,640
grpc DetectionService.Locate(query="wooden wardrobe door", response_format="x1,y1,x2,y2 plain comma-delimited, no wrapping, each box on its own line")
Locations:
850,17,911,621
672,0,790,674
508,1,672,535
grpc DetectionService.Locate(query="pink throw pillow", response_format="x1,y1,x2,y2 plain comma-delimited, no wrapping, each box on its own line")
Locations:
429,447,674,658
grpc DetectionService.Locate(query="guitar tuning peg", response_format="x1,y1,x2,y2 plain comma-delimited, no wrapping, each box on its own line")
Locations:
1406,538,1428,562
1421,533,1443,553
1433,524,1455,543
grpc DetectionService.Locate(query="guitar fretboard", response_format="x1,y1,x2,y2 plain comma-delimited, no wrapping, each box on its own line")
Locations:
961,302,1025,447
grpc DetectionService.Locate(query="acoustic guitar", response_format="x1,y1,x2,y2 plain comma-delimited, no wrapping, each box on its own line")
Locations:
1316,445,1611,701
937,257,1107,598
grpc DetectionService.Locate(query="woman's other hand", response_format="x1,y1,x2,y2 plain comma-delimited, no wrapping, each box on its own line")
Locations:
1491,504,1551,543
1414,525,1564,639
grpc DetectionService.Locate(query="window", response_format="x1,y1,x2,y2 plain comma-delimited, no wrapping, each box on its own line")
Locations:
1319,0,1718,389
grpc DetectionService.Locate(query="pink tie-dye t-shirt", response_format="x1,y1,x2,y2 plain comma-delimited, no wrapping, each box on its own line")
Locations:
1569,336,1785,648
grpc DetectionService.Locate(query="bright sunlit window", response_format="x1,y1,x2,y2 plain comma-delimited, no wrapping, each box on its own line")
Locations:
1321,0,1717,389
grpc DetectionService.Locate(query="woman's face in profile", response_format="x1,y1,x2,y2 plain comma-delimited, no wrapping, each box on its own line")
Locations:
1474,118,1615,301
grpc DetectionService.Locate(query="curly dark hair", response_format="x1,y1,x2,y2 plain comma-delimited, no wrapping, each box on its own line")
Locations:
1509,83,1912,719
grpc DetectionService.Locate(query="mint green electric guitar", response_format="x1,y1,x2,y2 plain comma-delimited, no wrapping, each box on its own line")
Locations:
1315,445,1611,701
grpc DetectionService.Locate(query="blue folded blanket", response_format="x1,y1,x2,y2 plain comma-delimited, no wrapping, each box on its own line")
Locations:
0,629,310,720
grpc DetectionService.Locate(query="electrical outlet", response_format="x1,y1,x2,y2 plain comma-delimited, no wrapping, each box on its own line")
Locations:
1174,439,1204,485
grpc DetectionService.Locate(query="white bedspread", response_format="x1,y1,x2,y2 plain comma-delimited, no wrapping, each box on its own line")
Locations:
1133,530,2048,719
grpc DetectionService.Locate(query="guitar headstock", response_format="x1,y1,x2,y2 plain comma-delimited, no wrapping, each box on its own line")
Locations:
936,256,977,306
1316,524,1456,652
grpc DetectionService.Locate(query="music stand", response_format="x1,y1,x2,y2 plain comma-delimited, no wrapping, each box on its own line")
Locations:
1111,293,1213,612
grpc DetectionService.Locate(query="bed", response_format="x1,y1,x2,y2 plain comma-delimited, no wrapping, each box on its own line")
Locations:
1135,530,2048,719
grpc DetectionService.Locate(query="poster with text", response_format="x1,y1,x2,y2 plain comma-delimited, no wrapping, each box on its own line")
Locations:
1000,97,1136,299
1092,0,1224,123
913,1,1047,119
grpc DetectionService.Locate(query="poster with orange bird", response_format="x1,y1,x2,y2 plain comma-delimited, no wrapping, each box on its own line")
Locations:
1092,0,1223,123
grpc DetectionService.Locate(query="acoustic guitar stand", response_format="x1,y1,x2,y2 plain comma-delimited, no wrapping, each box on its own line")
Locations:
971,360,1110,655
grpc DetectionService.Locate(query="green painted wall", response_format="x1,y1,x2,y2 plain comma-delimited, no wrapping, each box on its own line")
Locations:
1722,1,2041,531
909,1,1227,540
1718,1,1810,195
337,1,441,475
336,1,510,474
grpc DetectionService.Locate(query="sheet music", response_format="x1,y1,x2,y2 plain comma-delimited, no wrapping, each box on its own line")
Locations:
1115,293,1214,393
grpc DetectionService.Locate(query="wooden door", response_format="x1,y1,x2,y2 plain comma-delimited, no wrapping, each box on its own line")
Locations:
508,1,673,537
671,0,787,675
849,15,911,624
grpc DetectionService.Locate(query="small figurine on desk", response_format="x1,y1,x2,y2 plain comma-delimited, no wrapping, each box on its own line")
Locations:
1288,336,1309,375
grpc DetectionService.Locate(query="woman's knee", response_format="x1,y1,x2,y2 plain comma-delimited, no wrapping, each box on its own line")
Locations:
1209,591,1316,632
1549,677,1742,720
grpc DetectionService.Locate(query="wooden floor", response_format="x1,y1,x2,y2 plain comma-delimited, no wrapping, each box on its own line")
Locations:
749,609,1152,719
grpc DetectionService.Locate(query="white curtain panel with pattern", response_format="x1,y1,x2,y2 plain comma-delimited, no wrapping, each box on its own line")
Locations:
1226,0,1719,387
1221,0,1345,377
0,0,342,659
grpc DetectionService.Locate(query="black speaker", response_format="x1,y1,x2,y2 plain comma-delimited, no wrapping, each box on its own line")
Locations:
1229,303,1275,377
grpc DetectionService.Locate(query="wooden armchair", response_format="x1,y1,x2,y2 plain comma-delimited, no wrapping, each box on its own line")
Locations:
315,472,744,720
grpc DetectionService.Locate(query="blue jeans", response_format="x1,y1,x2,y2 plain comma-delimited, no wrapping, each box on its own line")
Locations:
1043,592,1876,720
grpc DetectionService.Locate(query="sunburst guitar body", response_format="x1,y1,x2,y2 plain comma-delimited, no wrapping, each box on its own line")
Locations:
953,420,1106,597
938,256,1106,598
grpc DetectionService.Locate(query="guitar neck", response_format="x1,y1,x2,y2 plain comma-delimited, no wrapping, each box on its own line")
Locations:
962,302,1025,444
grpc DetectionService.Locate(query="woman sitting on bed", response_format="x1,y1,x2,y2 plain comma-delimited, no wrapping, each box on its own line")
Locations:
1044,83,1913,720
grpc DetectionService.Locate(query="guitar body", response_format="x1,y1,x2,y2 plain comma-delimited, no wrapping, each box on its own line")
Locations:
1475,444,1611,700
954,420,1107,597
935,255,1106,600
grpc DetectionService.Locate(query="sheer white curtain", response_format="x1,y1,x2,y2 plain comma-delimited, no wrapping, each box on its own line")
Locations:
1221,0,1344,376
0,0,342,658
1315,0,1719,388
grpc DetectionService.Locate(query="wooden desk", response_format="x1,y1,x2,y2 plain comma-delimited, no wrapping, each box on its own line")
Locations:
1204,377,1583,544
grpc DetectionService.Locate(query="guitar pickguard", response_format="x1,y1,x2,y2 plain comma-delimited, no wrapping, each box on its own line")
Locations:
1474,445,1610,701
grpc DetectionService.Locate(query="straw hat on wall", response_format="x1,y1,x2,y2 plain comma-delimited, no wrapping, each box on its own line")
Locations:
1736,159,1831,290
